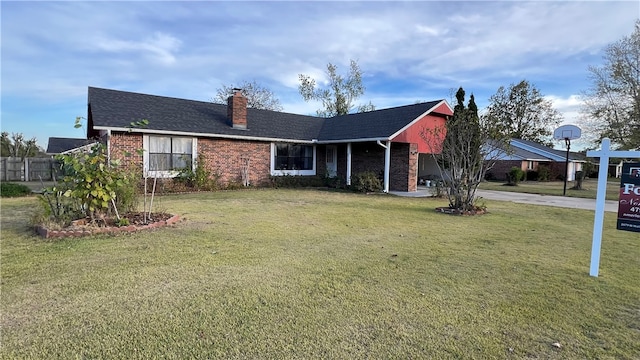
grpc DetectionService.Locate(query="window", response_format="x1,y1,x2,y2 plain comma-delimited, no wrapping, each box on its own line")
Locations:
275,144,313,170
527,161,534,170
144,135,195,176
271,143,316,176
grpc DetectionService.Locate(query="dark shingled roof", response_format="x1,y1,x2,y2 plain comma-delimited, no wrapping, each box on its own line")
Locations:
319,101,443,141
88,87,447,142
46,137,96,154
89,87,324,141
511,138,586,161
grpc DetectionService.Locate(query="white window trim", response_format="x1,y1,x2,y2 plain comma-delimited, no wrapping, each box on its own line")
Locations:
270,143,316,176
143,135,197,178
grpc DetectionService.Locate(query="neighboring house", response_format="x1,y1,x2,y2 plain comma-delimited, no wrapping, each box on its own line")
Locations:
46,137,97,155
486,138,587,181
81,87,453,192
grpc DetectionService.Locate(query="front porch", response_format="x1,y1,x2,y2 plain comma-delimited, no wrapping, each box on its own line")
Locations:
316,142,441,192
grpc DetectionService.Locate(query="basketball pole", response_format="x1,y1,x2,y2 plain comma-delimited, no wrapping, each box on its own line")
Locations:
563,138,570,196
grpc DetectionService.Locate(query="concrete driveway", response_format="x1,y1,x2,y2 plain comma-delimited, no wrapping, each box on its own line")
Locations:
390,188,618,213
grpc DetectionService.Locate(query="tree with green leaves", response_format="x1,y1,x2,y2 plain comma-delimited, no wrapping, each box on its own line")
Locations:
580,20,640,150
424,88,504,212
212,80,283,111
298,59,375,117
484,80,562,146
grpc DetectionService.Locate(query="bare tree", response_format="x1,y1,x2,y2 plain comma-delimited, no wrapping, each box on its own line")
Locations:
298,59,375,117
1,132,38,159
580,20,640,150
212,80,283,111
423,88,506,212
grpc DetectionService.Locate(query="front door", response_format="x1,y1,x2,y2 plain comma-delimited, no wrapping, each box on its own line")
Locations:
326,146,337,177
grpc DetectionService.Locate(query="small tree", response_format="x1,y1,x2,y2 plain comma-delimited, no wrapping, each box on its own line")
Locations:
423,88,505,212
212,80,283,111
298,59,375,117
55,143,127,223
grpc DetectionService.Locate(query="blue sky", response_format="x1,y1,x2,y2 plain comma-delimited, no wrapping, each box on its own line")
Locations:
2,1,639,151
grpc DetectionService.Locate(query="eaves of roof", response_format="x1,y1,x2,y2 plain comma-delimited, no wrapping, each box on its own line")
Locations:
510,139,585,162
88,87,450,144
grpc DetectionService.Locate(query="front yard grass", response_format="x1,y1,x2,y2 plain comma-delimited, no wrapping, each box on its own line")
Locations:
1,189,638,359
479,178,621,201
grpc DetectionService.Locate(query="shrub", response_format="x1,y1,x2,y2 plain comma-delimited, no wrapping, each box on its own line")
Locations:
350,171,383,193
0,182,32,197
323,175,346,189
176,154,219,191
506,167,525,185
526,170,539,181
427,180,448,198
37,184,84,227
111,164,141,214
537,165,551,181
269,175,324,188
484,172,496,181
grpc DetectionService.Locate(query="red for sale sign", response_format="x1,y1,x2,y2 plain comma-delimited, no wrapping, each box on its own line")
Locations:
618,162,640,233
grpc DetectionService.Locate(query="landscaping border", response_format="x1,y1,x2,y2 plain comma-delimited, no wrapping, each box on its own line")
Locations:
35,214,181,239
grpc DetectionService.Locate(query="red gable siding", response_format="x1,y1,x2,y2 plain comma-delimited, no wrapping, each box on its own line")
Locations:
392,105,451,154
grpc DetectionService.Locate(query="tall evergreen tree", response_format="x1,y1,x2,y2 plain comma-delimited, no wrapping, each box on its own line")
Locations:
424,88,504,212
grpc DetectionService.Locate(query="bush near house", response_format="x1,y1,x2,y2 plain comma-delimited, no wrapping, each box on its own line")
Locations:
350,171,383,193
506,166,525,185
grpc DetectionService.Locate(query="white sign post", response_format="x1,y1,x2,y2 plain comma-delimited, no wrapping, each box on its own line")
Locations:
586,138,640,277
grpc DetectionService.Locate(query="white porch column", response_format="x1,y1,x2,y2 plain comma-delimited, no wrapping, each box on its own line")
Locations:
384,140,391,192
346,142,352,186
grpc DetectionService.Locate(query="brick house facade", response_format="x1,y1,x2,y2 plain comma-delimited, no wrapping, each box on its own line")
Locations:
84,87,453,192
485,139,586,181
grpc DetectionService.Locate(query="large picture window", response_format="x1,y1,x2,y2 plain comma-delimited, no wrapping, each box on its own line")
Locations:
275,144,313,170
147,136,193,172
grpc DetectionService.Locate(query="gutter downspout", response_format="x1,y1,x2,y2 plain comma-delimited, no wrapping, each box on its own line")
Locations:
106,130,112,162
377,140,391,193
346,143,352,186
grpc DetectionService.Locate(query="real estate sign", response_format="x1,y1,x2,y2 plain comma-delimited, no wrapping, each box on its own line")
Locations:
617,162,640,233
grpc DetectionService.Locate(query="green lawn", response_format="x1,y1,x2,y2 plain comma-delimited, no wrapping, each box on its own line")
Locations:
1,189,638,359
479,179,621,201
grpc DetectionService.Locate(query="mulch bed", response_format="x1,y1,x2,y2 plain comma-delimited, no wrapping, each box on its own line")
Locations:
35,212,180,239
435,207,487,216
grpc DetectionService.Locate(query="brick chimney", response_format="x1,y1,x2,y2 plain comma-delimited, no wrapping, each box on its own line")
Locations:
227,88,247,129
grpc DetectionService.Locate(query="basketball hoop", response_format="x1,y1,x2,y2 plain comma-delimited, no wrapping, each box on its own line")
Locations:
554,125,582,196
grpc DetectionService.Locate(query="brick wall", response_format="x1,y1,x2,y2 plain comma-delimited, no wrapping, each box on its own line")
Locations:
486,160,523,181
110,132,143,173
109,134,419,191
350,142,417,192
390,143,418,192
351,142,385,176
109,133,272,186
198,138,271,186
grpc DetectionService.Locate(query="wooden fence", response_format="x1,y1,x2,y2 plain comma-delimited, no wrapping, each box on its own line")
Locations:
0,157,63,182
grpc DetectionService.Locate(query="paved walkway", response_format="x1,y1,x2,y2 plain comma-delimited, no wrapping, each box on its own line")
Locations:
390,188,618,213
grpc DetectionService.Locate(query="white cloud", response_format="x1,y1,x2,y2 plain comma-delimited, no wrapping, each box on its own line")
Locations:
94,32,182,66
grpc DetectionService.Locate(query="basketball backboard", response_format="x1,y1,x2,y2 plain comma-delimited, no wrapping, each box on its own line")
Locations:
554,124,581,140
